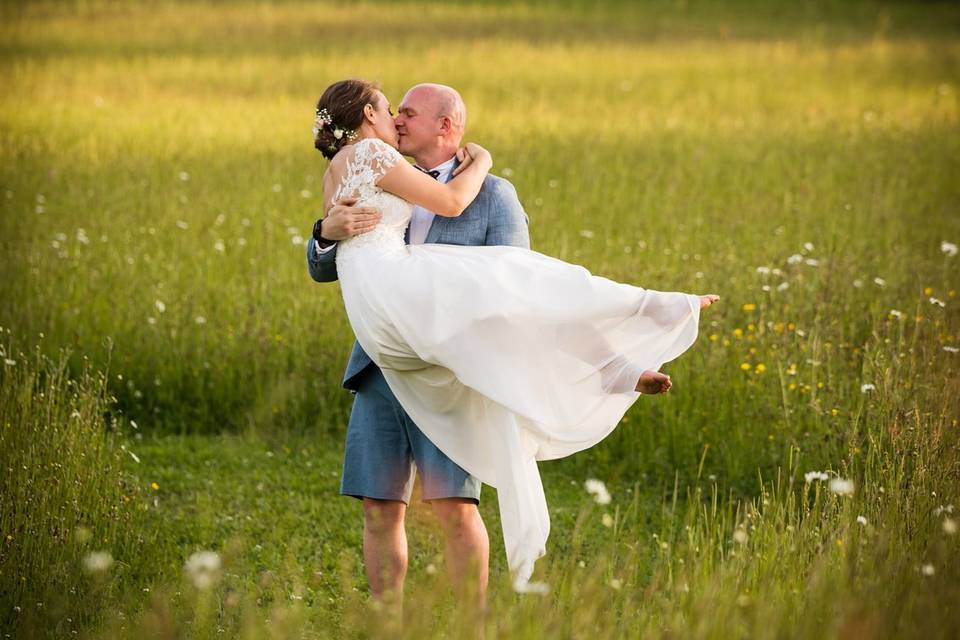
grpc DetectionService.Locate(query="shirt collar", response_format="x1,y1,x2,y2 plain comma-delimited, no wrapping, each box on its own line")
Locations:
417,156,457,179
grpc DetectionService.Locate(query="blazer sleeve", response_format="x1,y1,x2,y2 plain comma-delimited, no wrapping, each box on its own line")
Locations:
484,177,531,250
306,237,340,282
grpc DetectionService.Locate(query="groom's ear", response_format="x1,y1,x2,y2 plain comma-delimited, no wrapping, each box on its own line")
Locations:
438,115,453,135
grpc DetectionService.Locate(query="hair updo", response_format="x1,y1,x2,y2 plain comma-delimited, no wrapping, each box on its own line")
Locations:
314,79,381,159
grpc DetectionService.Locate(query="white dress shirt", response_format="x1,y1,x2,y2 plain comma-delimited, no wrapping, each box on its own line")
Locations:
316,155,457,253
408,156,456,245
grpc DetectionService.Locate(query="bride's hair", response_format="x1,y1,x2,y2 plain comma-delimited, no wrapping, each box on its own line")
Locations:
314,79,381,159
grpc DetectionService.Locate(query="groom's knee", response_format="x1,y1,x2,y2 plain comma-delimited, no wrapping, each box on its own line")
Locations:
363,498,406,534
431,499,483,535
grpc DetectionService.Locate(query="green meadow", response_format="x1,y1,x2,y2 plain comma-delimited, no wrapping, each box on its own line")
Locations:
1,0,959,637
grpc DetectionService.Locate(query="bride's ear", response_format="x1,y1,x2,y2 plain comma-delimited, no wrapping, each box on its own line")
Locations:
363,103,376,123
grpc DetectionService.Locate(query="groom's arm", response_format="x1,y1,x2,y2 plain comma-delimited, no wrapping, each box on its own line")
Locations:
483,176,530,249
306,237,339,282
306,198,382,283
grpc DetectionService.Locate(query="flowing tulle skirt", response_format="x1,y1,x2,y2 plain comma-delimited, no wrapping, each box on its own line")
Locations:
338,242,701,589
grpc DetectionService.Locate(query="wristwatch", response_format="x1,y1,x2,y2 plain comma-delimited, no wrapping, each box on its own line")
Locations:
312,218,334,249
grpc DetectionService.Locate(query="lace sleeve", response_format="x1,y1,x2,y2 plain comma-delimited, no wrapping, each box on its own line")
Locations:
335,138,404,202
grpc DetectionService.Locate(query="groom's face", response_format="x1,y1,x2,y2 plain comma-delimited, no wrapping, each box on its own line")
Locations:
395,87,442,157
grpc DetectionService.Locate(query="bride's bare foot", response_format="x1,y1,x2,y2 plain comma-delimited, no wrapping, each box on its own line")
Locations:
700,294,720,309
636,370,672,394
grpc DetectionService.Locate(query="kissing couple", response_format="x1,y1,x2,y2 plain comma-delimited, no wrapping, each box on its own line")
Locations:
306,79,719,607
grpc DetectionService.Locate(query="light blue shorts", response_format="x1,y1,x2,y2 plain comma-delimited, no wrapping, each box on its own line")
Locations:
339,365,481,505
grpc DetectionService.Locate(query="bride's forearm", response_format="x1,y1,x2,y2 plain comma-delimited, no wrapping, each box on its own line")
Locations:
440,155,490,217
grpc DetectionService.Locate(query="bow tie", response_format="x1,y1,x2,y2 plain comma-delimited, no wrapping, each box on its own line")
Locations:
415,166,441,180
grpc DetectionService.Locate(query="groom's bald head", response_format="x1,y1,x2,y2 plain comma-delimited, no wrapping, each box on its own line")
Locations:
396,83,467,167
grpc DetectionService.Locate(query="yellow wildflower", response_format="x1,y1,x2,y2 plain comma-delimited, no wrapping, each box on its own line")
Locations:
734,328,743,337
924,287,933,296
742,303,756,312
747,323,755,332
788,383,797,391
831,408,839,416
755,363,766,373
709,333,718,341
151,482,160,491
740,362,751,371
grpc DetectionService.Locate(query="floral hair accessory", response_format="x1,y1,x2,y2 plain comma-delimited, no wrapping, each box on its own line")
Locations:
313,107,358,150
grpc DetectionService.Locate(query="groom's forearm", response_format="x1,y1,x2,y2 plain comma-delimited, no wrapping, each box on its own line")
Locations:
306,237,340,282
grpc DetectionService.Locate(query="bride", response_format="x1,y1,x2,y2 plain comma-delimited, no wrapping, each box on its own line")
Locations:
313,79,719,591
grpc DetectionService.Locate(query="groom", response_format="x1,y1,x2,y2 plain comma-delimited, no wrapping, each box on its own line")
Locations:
306,83,530,608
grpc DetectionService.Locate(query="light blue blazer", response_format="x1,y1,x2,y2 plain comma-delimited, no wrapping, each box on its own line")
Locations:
306,171,531,390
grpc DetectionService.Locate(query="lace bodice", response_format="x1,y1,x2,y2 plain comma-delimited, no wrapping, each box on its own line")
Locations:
333,138,413,265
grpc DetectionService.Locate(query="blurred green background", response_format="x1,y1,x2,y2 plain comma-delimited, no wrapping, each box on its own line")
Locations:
1,1,958,637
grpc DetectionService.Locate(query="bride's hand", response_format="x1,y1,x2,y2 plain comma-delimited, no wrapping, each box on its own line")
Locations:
452,142,492,176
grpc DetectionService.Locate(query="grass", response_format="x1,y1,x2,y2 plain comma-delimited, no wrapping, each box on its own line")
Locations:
1,0,959,637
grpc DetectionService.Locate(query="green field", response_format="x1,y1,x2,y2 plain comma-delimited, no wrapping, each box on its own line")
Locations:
2,1,959,637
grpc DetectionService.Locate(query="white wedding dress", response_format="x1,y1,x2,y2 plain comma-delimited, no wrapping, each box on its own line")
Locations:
332,138,702,591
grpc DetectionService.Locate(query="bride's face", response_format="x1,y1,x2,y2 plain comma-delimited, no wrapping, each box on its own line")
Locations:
364,90,399,149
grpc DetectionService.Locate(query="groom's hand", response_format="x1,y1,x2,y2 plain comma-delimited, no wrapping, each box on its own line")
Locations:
321,197,382,241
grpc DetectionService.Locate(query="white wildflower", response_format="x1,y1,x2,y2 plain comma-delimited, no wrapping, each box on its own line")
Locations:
803,242,815,252
584,478,611,504
853,278,864,288
83,551,114,574
941,241,958,257
804,258,819,267
4,359,15,366
300,190,312,199
856,515,868,526
214,240,225,253
804,471,829,483
933,504,954,516
786,253,803,265
929,297,946,308
733,529,748,544
291,235,304,245
943,518,957,535
513,579,550,595
154,300,166,314
944,346,959,353
921,563,935,576
756,266,771,275
873,277,887,287
860,383,875,393
184,550,222,590
609,578,623,590
76,229,90,245
777,281,790,291
194,316,206,325
829,478,855,496
602,513,614,528
176,220,189,230
889,309,905,319
178,171,190,182
425,563,437,575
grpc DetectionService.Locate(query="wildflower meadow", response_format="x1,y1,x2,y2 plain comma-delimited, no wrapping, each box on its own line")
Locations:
1,1,958,638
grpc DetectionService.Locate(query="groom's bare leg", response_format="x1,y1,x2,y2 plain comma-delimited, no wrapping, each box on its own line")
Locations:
362,498,408,608
431,498,489,611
